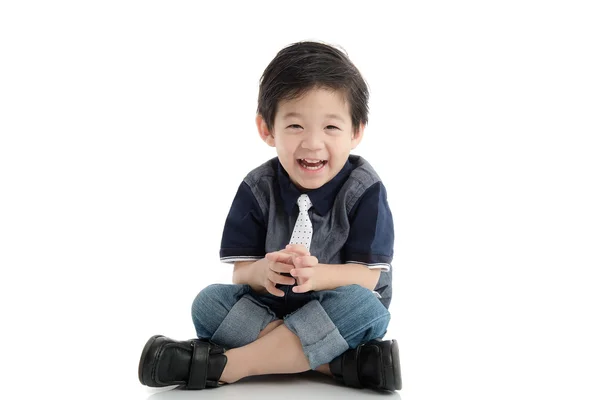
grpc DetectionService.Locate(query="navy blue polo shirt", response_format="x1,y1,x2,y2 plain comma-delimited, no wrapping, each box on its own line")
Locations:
219,155,394,307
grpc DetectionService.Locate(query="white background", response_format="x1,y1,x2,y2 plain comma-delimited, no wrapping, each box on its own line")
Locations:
1,1,599,399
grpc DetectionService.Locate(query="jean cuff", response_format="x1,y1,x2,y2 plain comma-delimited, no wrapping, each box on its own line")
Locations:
212,294,277,348
284,299,349,369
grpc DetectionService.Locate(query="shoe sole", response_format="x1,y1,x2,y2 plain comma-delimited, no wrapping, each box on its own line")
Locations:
390,339,402,390
378,339,402,391
138,334,164,387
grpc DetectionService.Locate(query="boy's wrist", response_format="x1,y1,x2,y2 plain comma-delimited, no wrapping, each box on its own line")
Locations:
314,263,336,291
248,259,267,292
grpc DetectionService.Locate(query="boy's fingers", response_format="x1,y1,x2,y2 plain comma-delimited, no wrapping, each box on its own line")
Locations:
293,255,318,268
290,268,313,278
266,251,294,265
270,261,294,274
285,244,310,256
265,280,284,297
292,283,312,293
268,270,295,286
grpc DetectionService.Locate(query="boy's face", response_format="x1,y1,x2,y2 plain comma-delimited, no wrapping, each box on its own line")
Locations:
257,87,363,191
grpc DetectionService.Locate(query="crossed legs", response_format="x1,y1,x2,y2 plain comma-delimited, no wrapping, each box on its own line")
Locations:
192,283,389,383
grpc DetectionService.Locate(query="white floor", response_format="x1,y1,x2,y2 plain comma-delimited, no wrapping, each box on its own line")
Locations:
140,373,402,400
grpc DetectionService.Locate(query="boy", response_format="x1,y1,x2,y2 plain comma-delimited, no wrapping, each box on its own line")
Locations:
138,41,401,392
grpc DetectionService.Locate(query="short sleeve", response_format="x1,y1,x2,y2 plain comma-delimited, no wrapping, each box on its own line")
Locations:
219,182,267,263
343,181,394,271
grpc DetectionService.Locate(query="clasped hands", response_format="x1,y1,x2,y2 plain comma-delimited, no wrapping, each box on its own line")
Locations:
260,244,321,297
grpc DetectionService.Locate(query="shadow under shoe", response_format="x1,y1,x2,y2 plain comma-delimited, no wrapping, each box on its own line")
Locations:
138,335,228,389
330,338,402,391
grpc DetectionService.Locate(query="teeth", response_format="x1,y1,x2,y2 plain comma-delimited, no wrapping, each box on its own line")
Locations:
299,159,326,170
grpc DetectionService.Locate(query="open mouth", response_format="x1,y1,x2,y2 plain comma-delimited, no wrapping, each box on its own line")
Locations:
297,158,328,171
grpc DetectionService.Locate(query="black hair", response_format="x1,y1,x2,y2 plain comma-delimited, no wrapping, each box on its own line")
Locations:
257,41,369,133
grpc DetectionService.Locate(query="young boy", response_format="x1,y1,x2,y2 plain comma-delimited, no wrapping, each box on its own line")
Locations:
138,41,401,392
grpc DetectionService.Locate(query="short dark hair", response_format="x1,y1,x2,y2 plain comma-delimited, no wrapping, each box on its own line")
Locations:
257,41,369,133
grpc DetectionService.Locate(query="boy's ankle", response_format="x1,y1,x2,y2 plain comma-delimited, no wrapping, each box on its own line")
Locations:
220,349,246,383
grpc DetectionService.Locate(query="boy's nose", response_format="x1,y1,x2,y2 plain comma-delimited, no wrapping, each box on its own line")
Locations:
301,130,325,150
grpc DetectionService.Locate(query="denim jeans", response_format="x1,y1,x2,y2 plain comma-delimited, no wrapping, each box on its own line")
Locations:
191,283,390,369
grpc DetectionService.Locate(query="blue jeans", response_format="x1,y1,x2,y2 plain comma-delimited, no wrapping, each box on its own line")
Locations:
191,283,390,369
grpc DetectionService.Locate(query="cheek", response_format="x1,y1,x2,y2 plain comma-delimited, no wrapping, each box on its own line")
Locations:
276,138,298,157
328,138,352,155
275,147,294,166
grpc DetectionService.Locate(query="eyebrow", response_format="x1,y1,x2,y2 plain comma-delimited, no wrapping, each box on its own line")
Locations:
282,112,347,122
325,113,346,122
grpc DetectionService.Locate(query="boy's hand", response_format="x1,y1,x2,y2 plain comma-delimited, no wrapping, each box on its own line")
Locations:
285,244,321,293
261,250,296,297
283,244,312,286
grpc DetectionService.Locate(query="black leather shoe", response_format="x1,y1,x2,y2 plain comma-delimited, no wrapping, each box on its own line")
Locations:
330,339,401,391
138,335,228,389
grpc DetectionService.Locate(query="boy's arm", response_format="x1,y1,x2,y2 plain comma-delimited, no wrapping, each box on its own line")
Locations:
232,260,262,292
219,181,266,269
316,263,381,291
286,245,383,292
235,248,381,292
313,181,392,293
341,181,394,295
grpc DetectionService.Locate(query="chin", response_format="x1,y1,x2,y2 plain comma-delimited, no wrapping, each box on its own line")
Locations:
295,177,329,191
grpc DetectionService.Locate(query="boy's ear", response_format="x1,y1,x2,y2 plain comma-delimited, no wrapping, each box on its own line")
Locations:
351,123,365,149
256,115,275,147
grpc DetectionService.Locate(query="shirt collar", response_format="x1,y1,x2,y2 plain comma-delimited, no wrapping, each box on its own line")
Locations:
277,159,353,216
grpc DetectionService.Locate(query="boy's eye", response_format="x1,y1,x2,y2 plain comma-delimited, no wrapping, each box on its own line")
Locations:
326,125,340,130
287,124,303,129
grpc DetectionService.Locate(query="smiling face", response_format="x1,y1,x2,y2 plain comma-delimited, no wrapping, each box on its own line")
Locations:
257,87,364,190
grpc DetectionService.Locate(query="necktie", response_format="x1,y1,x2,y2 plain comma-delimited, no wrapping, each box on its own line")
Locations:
289,194,313,251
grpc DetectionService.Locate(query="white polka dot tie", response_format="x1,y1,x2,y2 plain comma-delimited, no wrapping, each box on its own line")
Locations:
289,194,313,251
